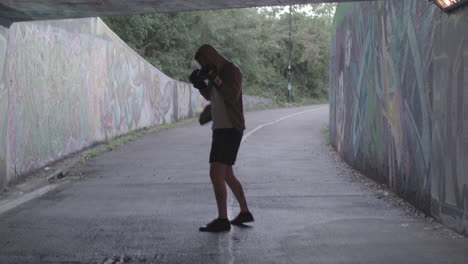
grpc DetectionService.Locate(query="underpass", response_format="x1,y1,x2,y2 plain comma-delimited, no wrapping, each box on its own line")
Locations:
0,0,468,262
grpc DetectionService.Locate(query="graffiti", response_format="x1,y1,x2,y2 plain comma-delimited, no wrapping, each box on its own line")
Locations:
0,18,205,186
331,1,468,235
331,1,435,213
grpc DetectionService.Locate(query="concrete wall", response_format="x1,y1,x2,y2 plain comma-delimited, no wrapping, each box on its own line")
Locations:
1,18,205,187
0,25,7,189
243,95,273,109
431,8,468,236
0,17,271,189
330,1,468,235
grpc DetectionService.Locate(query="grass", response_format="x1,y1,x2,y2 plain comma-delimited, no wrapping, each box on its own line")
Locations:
323,126,332,146
246,97,328,112
277,97,329,107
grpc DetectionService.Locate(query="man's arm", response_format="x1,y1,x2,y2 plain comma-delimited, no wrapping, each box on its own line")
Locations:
198,86,211,101
189,69,211,101
215,64,242,104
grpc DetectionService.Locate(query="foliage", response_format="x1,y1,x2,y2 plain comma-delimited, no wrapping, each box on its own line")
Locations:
101,4,336,102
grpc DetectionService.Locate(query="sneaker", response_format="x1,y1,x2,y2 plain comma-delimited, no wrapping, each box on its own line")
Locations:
199,218,231,232
230,212,254,226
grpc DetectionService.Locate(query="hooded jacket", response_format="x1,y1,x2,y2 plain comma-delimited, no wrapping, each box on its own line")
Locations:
195,44,245,132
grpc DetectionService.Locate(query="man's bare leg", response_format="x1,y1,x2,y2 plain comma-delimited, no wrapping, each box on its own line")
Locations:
225,166,250,213
210,162,228,219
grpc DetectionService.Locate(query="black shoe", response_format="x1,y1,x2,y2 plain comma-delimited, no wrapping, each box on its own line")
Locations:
199,218,231,232
230,212,254,226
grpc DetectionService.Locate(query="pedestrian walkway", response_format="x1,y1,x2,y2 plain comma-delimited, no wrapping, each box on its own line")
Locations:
0,105,467,263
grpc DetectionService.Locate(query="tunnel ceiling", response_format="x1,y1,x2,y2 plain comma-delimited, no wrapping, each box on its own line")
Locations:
0,0,371,24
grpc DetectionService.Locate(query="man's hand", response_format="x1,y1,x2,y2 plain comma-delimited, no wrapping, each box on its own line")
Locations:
189,69,201,83
189,69,208,90
198,104,212,125
199,64,223,88
199,64,217,80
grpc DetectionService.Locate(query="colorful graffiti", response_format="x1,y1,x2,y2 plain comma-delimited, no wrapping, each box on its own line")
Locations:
330,1,435,213
5,18,199,182
0,18,207,187
331,1,468,235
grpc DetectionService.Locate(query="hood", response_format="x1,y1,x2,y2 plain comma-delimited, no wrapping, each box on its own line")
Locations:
194,44,228,73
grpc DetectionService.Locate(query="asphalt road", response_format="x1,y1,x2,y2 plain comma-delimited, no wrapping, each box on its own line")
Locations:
0,105,467,263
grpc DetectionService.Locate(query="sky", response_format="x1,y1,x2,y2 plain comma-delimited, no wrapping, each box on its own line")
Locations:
258,3,336,18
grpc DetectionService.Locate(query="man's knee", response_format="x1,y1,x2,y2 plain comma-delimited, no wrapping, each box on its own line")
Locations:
225,166,237,182
210,162,228,180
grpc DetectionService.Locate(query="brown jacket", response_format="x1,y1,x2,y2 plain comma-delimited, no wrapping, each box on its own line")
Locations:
195,45,245,132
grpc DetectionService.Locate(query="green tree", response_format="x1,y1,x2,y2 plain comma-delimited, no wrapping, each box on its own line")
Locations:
101,4,336,102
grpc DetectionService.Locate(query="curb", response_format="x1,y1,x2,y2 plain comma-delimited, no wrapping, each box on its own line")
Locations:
0,183,61,215
47,169,66,183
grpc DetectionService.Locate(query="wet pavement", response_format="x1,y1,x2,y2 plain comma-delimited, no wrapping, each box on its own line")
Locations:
0,105,467,263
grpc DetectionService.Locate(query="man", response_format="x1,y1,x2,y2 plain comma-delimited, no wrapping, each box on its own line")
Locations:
189,44,254,232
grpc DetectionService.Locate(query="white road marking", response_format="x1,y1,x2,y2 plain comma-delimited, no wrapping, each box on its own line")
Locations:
241,106,327,144
219,106,326,262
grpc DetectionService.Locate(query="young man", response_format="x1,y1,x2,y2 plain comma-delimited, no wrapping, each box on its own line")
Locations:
189,44,254,232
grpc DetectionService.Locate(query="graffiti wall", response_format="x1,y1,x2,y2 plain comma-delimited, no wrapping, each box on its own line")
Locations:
330,1,468,235
0,18,207,187
0,25,7,189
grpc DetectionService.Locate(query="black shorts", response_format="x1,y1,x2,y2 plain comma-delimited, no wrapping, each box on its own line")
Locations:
210,128,243,166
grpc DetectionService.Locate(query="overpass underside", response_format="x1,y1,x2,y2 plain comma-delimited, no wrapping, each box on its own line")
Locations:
0,0,372,25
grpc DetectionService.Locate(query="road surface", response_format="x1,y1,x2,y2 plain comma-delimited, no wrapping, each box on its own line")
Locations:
0,105,467,263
